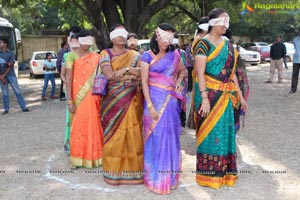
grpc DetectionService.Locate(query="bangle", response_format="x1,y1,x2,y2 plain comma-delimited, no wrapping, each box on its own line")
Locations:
126,67,130,73
147,102,153,109
66,100,73,105
200,89,207,92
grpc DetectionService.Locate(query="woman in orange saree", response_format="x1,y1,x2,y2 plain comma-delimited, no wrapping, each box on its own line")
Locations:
66,30,103,168
100,25,144,185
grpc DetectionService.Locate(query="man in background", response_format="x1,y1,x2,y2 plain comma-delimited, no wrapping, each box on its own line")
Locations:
0,38,29,114
265,35,286,83
290,30,300,94
56,42,69,101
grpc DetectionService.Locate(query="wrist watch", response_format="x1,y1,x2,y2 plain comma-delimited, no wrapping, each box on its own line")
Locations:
126,67,129,73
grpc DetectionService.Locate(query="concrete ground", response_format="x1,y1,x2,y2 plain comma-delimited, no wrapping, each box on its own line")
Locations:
0,62,299,200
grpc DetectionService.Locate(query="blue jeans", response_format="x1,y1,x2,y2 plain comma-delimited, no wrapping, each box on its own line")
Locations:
0,75,27,112
42,74,56,97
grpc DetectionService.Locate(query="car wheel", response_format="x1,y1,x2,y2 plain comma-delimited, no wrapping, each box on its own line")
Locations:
29,67,37,79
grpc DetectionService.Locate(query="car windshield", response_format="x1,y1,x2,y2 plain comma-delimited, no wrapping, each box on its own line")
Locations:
260,46,270,52
34,53,57,60
256,42,269,46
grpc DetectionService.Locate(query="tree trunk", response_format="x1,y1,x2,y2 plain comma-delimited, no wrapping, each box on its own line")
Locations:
81,0,108,50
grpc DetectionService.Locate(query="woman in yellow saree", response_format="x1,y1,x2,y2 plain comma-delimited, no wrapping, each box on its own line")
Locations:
193,9,248,189
100,25,144,185
66,30,103,168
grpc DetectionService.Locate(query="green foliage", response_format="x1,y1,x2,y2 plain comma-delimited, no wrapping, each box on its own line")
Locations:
2,0,300,43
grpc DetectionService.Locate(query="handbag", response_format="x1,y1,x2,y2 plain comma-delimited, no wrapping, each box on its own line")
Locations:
92,63,107,96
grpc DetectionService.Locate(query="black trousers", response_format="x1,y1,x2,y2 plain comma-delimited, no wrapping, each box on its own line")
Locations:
291,63,300,92
187,67,193,92
60,78,65,98
180,110,186,127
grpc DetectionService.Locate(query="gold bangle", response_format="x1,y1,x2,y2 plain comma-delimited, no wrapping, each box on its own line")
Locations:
66,100,73,105
200,89,207,92
147,102,153,109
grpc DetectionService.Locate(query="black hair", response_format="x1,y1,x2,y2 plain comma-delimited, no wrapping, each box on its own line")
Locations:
276,35,282,39
107,24,125,48
172,33,180,49
77,29,92,38
223,29,232,40
207,8,228,33
0,38,9,46
128,33,138,40
69,26,81,34
61,42,67,48
70,34,78,40
109,24,124,32
45,52,52,59
197,17,209,35
150,23,176,55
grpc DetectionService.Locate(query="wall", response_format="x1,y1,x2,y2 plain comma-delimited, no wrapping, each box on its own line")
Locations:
19,35,99,62
19,35,67,62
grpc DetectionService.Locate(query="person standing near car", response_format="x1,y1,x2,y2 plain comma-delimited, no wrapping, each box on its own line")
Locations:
57,42,69,101
0,38,30,115
290,31,300,94
265,35,286,83
41,52,57,101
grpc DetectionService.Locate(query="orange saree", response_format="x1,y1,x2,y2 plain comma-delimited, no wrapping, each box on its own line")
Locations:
70,52,103,168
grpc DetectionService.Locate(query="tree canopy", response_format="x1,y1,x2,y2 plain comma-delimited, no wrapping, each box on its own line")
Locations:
1,0,300,49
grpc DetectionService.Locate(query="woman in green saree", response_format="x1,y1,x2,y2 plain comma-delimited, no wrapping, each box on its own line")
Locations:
193,8,248,189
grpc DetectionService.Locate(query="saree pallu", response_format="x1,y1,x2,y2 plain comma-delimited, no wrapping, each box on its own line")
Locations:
70,52,103,168
143,51,184,194
64,52,79,155
64,104,71,155
194,39,239,189
100,50,144,185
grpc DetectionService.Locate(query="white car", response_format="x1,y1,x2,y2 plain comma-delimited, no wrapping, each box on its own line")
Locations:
29,51,58,78
235,45,261,65
138,39,150,51
284,42,295,62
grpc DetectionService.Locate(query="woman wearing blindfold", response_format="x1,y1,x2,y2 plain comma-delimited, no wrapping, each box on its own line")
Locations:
193,8,248,189
140,23,186,194
66,30,103,169
99,24,144,185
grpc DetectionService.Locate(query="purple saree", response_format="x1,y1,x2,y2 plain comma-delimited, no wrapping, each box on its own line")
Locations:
141,50,184,194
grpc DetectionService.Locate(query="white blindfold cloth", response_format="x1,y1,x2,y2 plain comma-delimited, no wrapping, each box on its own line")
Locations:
110,29,129,40
156,27,174,44
194,22,209,38
172,38,179,44
69,41,80,48
209,17,230,29
127,37,138,47
78,36,94,45
198,23,209,31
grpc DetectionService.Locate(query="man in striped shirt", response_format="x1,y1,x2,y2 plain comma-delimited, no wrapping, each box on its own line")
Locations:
290,32,300,94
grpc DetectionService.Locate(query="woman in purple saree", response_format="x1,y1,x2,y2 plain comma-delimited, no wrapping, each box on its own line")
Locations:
140,23,186,195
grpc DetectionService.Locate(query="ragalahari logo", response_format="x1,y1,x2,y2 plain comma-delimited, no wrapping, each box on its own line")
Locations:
241,1,254,15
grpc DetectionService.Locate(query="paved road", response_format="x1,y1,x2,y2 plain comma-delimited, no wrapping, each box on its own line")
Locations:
0,63,299,200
